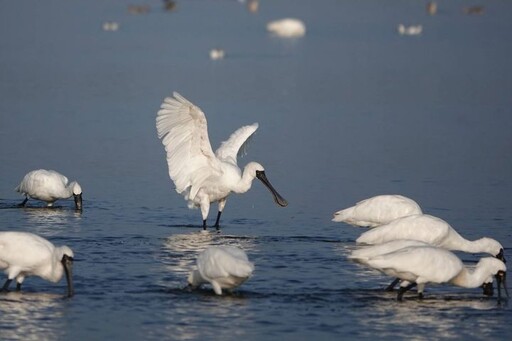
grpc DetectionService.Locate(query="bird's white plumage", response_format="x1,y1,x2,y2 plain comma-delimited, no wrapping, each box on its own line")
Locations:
156,92,221,197
188,246,254,295
332,195,422,227
15,169,82,205
364,245,506,289
267,18,306,38
355,214,504,258
216,123,259,166
0,231,73,286
156,92,287,228
348,239,430,265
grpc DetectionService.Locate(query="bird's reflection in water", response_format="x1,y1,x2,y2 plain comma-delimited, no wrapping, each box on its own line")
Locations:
23,207,82,236
0,292,66,341
356,293,504,340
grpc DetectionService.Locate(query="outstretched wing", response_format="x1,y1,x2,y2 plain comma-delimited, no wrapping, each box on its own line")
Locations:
156,92,221,196
215,123,258,165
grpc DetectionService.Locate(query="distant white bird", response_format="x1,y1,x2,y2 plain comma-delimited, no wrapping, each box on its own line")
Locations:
397,24,422,36
156,92,288,230
16,169,83,210
356,214,505,262
209,48,225,60
363,245,507,301
332,195,422,227
0,231,74,297
187,246,254,295
267,18,306,38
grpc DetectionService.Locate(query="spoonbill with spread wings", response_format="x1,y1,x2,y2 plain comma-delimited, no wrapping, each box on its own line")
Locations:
156,92,288,230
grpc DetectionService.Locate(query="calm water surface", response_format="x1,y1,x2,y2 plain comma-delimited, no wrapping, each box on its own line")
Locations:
1,0,511,340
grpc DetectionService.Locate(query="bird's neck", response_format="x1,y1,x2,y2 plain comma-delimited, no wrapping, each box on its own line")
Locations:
38,254,64,283
450,266,489,288
441,235,492,254
233,167,256,194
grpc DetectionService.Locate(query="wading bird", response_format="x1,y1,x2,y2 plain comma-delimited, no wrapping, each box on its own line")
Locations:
349,239,492,296
16,169,83,210
332,195,422,227
156,92,288,230
363,245,507,301
355,214,506,291
0,231,74,297
187,246,254,295
356,214,505,262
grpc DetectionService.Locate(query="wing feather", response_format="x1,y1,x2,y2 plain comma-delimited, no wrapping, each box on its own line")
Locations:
215,123,259,165
156,92,221,195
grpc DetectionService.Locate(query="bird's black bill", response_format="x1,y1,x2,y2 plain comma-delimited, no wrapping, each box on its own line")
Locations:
497,271,509,296
74,193,83,211
256,170,288,207
62,255,74,297
496,248,506,264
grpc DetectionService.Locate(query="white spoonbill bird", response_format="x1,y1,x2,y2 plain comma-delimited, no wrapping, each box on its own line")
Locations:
16,169,83,210
187,246,254,295
363,245,507,301
156,92,288,230
356,214,506,263
332,195,422,227
0,231,74,297
266,18,306,38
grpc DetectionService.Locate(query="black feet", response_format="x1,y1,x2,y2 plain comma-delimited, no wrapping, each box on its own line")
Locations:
397,282,417,301
385,278,400,291
213,211,222,231
18,197,28,207
1,279,12,292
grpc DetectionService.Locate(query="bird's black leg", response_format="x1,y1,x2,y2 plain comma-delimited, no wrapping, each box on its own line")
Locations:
1,279,12,292
213,211,222,230
18,197,28,207
385,278,400,291
202,220,207,230
16,283,22,291
397,282,417,301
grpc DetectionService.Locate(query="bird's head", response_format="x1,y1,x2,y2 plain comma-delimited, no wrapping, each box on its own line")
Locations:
72,182,83,211
245,162,288,207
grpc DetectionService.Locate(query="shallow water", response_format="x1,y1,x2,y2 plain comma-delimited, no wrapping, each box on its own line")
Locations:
1,0,512,340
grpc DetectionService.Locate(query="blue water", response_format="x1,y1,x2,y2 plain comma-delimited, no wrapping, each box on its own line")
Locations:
1,0,512,340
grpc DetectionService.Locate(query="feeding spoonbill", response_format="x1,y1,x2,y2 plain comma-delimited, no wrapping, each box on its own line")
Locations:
16,169,83,211
0,231,74,297
356,214,506,262
156,92,288,230
266,18,306,38
363,245,507,301
348,239,490,295
187,246,254,295
332,195,422,227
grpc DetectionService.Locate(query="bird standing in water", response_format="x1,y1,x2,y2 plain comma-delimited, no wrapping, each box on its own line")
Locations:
156,92,287,230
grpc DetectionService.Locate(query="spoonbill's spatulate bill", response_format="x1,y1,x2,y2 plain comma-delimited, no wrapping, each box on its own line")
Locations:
356,214,506,263
0,231,74,297
361,245,508,301
156,92,288,230
15,169,83,210
188,246,254,295
332,194,422,227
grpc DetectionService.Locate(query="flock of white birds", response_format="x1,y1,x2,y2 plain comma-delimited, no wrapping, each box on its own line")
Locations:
2,93,507,300
333,195,508,301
